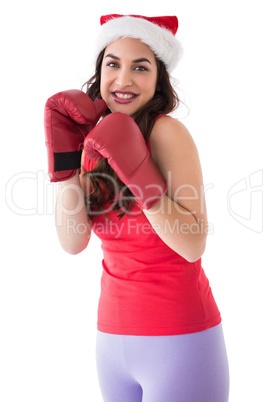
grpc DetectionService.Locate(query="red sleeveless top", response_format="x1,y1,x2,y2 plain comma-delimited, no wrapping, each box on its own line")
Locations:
84,117,221,335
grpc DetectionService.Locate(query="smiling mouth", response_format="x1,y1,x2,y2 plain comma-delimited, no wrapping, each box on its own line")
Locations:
112,92,138,99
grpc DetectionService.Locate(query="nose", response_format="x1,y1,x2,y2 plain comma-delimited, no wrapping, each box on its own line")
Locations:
115,67,133,88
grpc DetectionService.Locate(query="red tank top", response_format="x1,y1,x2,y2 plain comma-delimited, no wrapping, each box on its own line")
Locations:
83,119,221,335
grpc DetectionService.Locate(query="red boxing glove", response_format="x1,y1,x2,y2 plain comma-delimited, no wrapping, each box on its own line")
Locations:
84,113,167,210
44,90,107,182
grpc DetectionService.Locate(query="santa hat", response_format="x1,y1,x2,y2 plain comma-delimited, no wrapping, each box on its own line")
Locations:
96,14,183,72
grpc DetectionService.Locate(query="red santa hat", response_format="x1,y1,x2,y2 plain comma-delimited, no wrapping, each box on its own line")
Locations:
96,14,183,72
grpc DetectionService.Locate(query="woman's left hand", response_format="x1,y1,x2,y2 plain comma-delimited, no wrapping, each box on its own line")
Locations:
83,112,167,209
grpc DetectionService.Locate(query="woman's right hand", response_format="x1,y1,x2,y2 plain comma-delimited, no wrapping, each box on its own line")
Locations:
44,89,107,182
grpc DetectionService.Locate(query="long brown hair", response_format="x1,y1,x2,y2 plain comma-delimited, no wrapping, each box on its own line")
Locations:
83,48,179,219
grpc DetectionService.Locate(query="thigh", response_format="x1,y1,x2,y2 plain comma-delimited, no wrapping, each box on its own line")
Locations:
125,324,229,402
96,331,143,402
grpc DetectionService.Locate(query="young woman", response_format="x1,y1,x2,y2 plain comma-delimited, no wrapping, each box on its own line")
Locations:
45,14,229,402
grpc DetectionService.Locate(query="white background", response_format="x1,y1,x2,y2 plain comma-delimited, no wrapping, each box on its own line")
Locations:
1,0,267,401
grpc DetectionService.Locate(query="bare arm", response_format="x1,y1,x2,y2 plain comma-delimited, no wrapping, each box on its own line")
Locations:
143,117,208,262
55,155,91,255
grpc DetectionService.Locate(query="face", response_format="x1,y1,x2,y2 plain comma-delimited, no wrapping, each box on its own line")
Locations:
100,37,158,116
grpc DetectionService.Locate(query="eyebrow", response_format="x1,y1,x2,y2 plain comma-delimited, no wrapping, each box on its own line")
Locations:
105,54,151,64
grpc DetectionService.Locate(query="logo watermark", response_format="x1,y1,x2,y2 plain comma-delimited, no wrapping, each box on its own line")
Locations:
227,169,263,233
5,169,264,233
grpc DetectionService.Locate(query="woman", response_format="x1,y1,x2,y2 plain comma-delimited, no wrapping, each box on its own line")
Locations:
45,14,229,402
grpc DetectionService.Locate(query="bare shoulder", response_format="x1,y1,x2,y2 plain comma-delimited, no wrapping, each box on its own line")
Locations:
151,115,191,139
149,116,200,171
149,116,206,219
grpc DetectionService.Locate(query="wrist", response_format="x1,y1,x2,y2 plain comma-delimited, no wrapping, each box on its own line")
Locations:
58,171,81,187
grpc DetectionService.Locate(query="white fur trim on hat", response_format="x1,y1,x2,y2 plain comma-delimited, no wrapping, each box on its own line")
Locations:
96,16,183,72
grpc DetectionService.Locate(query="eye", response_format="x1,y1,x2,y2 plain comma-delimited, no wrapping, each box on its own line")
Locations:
133,65,148,72
106,62,119,68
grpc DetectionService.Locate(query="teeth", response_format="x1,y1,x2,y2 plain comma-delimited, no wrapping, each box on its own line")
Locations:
114,92,135,99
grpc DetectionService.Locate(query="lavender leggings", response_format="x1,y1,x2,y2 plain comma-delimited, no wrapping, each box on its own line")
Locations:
96,324,229,402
